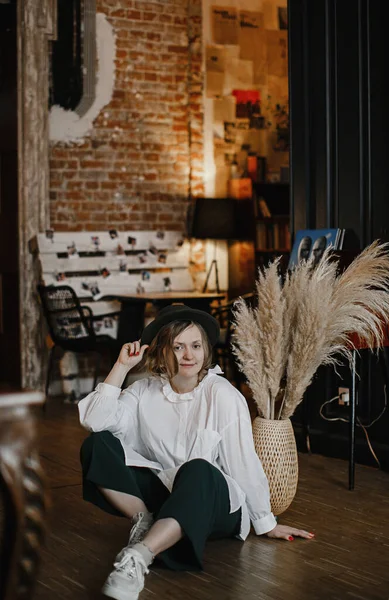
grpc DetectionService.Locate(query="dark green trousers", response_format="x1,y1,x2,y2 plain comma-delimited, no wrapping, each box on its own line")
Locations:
80,431,241,571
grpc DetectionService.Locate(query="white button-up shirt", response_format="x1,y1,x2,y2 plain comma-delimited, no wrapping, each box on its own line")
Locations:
78,366,276,539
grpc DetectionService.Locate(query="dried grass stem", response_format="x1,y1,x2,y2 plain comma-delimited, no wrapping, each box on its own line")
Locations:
232,241,389,419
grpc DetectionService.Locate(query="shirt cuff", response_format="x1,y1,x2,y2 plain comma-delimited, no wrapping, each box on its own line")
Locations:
252,513,277,535
95,382,122,398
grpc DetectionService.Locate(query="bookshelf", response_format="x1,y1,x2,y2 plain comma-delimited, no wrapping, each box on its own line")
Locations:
253,183,290,270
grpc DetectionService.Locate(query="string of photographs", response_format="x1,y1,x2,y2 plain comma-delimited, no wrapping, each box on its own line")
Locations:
38,229,194,302
39,229,186,255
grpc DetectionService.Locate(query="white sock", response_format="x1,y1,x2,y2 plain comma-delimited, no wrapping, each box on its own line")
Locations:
132,542,154,566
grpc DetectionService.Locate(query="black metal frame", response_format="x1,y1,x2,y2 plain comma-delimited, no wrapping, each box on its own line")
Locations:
349,345,389,490
38,284,120,405
211,293,255,389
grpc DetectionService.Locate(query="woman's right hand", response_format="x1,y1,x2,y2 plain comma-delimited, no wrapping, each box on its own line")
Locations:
116,341,149,370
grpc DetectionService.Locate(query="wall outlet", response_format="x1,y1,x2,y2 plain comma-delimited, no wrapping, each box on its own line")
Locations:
338,387,350,405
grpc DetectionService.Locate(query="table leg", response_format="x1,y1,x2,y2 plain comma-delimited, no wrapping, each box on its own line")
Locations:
116,301,146,345
349,350,357,490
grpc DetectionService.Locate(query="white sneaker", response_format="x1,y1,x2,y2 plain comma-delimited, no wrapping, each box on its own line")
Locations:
102,548,149,600
116,512,154,563
129,511,154,546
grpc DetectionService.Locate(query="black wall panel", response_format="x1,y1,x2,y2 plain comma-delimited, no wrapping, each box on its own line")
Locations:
289,0,389,468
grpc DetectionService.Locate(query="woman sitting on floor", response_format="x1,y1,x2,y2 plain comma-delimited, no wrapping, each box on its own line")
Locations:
78,304,314,600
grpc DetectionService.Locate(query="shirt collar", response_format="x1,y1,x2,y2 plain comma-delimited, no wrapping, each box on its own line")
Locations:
161,365,223,403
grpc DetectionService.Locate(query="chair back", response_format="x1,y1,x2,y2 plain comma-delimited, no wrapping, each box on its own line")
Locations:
212,293,255,347
212,302,233,348
38,285,95,346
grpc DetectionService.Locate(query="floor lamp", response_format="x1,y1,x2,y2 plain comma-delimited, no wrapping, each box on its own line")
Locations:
203,243,221,293
189,196,256,294
189,197,235,294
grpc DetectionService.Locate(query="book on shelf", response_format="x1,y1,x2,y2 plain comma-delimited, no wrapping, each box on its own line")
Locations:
253,194,272,218
258,197,271,217
256,221,290,251
253,182,289,217
256,222,267,249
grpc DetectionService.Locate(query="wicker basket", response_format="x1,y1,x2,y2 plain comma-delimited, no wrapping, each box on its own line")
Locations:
252,417,298,516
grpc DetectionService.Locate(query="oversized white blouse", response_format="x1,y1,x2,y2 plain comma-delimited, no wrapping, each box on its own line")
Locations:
78,365,277,540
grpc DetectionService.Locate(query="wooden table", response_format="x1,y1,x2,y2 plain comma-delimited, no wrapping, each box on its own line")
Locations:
0,390,47,600
101,291,225,344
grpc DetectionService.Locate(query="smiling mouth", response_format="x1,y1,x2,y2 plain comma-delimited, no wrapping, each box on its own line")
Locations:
180,364,195,367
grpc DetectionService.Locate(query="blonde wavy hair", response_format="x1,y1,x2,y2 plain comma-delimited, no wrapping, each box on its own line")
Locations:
145,320,213,381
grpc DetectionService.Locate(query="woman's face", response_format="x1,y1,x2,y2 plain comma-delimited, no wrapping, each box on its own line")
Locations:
172,324,205,379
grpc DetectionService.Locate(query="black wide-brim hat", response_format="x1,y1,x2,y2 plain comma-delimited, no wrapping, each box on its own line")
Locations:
140,304,220,347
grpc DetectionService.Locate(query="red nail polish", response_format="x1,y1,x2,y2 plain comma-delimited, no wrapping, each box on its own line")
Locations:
288,536,294,541
136,352,140,355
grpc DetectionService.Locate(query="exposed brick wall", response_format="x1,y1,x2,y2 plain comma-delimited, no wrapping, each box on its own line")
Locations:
49,0,204,232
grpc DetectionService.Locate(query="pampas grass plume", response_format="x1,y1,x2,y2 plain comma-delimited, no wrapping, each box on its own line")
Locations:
232,241,389,419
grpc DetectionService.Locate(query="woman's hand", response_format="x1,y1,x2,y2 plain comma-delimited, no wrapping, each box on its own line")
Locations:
116,341,149,370
103,341,149,388
265,524,315,541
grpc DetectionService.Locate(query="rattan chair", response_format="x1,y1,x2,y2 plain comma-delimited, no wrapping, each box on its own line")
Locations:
38,284,121,404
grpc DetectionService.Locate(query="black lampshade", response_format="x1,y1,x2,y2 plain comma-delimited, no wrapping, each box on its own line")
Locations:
189,197,255,240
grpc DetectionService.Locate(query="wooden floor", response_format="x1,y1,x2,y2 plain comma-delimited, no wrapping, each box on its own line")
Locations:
33,399,389,600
